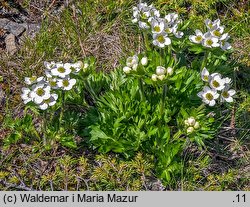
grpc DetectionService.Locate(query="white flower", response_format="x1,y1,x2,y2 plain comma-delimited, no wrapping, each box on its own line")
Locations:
202,33,220,48
209,74,225,91
189,29,204,44
21,87,32,104
24,76,44,85
220,87,236,103
201,67,210,82
166,67,173,76
123,66,131,74
30,83,51,104
153,33,171,48
173,30,183,38
65,61,83,74
57,77,76,91
187,127,194,134
38,93,58,110
151,74,158,81
151,18,165,34
205,19,220,30
220,36,232,50
51,63,71,78
198,86,219,106
126,55,139,68
210,25,225,39
138,21,150,29
46,77,59,89
44,61,56,70
141,57,148,66
165,13,179,24
156,66,166,76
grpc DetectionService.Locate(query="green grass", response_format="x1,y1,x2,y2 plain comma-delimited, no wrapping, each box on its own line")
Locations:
0,0,249,190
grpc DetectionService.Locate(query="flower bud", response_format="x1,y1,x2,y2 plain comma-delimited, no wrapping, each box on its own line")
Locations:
132,63,138,70
187,117,196,126
156,66,166,76
194,121,200,129
166,67,173,76
123,66,131,74
83,63,89,69
157,75,165,81
141,57,148,66
187,127,194,134
151,74,158,81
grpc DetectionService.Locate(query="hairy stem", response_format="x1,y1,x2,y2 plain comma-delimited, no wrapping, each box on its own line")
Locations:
160,84,168,117
200,51,210,71
143,32,150,51
138,78,145,101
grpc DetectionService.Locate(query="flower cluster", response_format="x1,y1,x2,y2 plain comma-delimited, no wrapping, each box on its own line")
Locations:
21,61,86,110
184,117,200,134
123,55,148,74
198,67,236,106
151,66,173,81
132,2,183,48
189,19,231,50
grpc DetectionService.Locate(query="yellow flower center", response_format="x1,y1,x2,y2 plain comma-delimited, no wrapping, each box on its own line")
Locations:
36,88,45,96
57,67,66,73
206,39,213,46
154,26,161,33
50,80,57,87
222,91,229,98
157,35,165,43
203,75,209,81
141,12,148,19
213,30,221,37
212,80,220,88
205,93,214,101
195,35,202,42
30,76,37,82
165,28,171,33
63,80,70,87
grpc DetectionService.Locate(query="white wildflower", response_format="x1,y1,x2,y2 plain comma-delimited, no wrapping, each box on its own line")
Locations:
189,29,204,44
30,83,51,105
220,87,236,103
57,77,76,91
198,86,219,106
209,73,225,91
153,33,171,48
21,87,32,104
51,63,71,78
201,67,211,82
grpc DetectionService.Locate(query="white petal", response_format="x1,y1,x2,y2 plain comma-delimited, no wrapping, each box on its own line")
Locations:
228,89,236,96
39,103,48,110
69,79,76,86
34,96,44,104
209,100,216,106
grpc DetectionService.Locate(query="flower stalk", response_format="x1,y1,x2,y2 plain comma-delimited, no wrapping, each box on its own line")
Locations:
160,84,167,117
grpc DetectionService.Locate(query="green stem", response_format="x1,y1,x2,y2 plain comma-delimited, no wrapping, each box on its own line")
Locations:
59,91,65,129
160,84,167,117
200,51,210,71
43,111,47,145
138,78,145,101
143,32,150,51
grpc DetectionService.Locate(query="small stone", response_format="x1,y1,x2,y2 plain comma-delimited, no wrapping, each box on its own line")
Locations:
5,34,17,55
0,18,26,37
